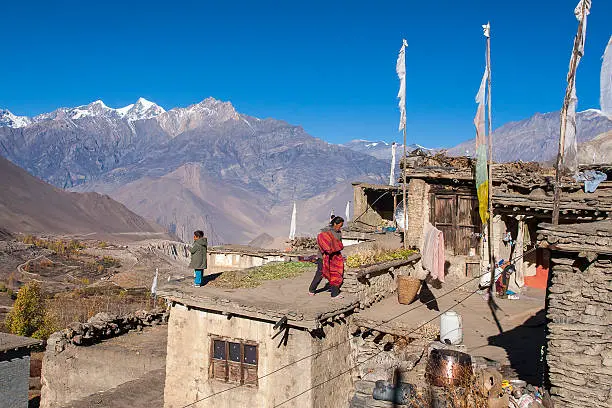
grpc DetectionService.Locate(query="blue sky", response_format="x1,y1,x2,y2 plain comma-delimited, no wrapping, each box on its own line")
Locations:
0,0,610,147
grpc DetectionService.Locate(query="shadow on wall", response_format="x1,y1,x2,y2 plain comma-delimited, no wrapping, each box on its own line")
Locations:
487,309,547,385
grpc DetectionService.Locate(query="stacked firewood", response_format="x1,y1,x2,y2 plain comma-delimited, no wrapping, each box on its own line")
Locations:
289,237,318,251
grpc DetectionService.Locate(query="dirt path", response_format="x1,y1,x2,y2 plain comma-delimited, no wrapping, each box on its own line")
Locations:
17,252,52,275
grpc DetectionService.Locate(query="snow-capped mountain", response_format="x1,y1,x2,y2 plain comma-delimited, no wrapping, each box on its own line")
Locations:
0,97,389,243
117,97,166,121
157,97,240,137
0,109,32,128
0,97,166,128
343,139,433,160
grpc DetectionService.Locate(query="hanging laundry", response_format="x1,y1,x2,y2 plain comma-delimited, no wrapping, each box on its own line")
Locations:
574,170,607,193
523,225,532,251
479,259,505,288
502,231,515,246
423,222,445,283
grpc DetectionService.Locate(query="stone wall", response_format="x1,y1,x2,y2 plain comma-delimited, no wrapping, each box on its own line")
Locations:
343,257,421,308
45,309,168,350
348,327,436,408
207,252,286,272
164,303,354,408
539,221,612,408
405,179,429,249
310,319,353,408
545,254,612,407
164,304,313,408
0,349,31,408
41,310,168,408
353,185,385,228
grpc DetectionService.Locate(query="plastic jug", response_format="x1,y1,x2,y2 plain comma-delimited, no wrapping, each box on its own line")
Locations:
440,310,463,345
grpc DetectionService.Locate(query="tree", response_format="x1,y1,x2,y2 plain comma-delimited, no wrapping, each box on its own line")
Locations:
5,281,48,338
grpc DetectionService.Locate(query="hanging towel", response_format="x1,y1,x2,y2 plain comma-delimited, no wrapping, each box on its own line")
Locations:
574,170,607,193
423,222,445,282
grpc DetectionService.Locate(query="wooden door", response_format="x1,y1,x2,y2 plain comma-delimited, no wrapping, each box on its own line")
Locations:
433,195,455,254
456,196,480,256
431,193,481,256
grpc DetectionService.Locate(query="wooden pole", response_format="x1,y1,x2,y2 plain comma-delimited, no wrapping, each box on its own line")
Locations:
486,26,496,292
552,0,588,225
402,127,407,249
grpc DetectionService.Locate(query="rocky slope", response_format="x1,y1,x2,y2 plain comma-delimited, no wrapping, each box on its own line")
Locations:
447,109,612,162
0,155,163,237
577,130,612,165
0,98,388,243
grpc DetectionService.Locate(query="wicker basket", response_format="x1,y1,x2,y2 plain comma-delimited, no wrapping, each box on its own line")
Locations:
397,275,422,305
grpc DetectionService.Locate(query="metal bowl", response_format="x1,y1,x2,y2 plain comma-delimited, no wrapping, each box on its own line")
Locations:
425,348,473,387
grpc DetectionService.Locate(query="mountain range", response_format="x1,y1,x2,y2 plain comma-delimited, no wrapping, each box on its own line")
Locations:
341,140,433,161
0,98,388,244
342,110,612,165
447,109,612,163
2,95,611,245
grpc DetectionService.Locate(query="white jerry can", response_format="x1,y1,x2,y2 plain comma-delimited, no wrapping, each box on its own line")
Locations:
440,310,463,345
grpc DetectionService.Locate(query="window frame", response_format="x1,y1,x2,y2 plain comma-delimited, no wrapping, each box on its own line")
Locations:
209,336,259,387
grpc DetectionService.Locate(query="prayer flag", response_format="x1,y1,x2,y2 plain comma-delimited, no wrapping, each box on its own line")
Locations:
562,0,591,172
474,62,489,225
289,202,297,240
396,39,408,131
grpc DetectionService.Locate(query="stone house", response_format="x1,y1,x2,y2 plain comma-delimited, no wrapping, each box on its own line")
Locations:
158,253,421,408
40,310,168,408
0,332,42,408
354,156,611,281
135,240,292,273
537,220,612,408
205,245,288,272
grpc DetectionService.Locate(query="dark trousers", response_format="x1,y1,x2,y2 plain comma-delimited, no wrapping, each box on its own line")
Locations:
309,258,340,296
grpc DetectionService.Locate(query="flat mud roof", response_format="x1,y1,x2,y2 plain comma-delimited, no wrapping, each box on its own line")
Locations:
158,270,359,330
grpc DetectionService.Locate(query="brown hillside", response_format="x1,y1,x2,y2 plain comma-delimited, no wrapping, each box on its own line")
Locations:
0,156,163,237
578,130,612,165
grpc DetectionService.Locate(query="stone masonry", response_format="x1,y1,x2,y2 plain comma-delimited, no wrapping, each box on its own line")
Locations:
41,309,168,408
0,333,42,408
538,221,612,408
0,350,31,408
343,255,421,308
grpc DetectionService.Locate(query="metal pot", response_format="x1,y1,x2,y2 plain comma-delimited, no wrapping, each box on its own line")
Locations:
425,348,473,387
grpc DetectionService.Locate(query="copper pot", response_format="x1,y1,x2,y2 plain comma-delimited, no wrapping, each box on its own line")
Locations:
426,349,473,387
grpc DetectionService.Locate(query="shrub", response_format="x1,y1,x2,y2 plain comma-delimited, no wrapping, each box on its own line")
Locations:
101,256,121,268
5,282,46,338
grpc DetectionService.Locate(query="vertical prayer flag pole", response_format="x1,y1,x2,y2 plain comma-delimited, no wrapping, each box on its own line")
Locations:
289,202,297,240
474,23,496,292
485,23,496,292
389,142,397,186
553,0,591,225
397,39,408,249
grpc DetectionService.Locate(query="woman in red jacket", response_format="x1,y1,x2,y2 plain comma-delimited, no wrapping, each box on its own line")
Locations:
314,216,345,299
